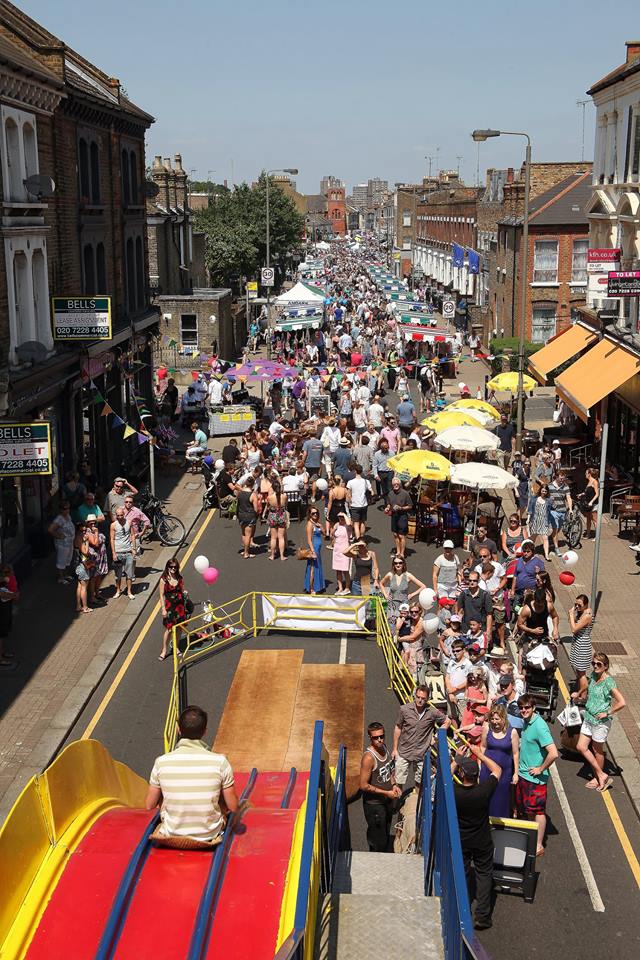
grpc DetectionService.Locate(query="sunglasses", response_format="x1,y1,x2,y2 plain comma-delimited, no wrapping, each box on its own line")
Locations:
371,733,385,740
592,660,604,667
520,705,534,712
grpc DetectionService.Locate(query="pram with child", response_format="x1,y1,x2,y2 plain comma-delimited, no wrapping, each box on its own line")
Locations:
521,637,559,721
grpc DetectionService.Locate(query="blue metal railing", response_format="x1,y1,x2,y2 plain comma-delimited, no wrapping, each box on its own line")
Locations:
424,730,491,960
327,745,349,881
187,768,258,960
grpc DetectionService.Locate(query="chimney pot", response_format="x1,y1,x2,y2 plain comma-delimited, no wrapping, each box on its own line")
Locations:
163,157,172,171
174,153,183,172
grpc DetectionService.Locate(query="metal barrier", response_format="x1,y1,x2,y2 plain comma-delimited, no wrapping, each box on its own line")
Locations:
423,729,491,960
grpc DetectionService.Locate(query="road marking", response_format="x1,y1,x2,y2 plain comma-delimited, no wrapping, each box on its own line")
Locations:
548,763,605,912
556,668,640,890
81,509,216,740
339,634,347,664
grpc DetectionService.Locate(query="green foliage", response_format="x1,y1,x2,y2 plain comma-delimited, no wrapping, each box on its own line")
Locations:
190,180,229,195
194,174,304,287
488,337,541,376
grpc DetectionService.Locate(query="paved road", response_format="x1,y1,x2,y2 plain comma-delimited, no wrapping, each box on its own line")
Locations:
62,430,640,958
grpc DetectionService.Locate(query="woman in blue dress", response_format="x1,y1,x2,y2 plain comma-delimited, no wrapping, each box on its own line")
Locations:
304,506,325,594
479,705,519,817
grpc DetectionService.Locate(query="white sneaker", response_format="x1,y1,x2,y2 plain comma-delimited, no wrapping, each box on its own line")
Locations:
629,544,640,552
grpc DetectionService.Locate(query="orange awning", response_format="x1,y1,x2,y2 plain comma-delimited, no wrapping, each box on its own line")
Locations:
528,324,597,383
555,337,640,422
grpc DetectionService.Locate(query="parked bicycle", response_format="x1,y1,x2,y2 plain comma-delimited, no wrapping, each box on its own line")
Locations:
138,488,186,547
562,507,583,549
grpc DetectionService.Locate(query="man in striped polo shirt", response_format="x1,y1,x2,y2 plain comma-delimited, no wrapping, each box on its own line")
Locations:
146,705,238,841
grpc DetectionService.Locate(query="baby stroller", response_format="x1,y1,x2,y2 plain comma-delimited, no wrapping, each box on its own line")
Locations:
522,639,559,721
201,460,219,511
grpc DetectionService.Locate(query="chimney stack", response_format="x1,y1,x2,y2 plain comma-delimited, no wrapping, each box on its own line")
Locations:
174,153,187,208
625,41,640,63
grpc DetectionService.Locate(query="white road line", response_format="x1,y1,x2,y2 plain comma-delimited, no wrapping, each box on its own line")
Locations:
339,634,348,664
549,763,605,912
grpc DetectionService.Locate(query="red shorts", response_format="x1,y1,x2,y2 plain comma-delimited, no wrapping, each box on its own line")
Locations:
516,778,548,818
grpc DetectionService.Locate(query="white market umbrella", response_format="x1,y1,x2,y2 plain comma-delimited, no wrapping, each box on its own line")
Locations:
434,426,500,454
450,461,518,533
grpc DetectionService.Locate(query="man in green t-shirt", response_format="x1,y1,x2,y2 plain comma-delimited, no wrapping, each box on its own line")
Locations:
516,694,558,857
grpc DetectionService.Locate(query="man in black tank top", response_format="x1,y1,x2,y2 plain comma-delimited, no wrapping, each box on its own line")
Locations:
359,721,400,851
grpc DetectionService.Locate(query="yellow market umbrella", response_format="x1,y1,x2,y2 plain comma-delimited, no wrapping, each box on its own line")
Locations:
487,372,536,393
387,450,451,482
446,398,501,419
421,410,484,433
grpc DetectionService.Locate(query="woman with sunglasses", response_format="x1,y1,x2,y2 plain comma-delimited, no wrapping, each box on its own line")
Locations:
500,513,529,561
304,506,325,595
568,594,593,702
344,538,380,597
379,555,426,628
159,558,188,660
572,652,625,792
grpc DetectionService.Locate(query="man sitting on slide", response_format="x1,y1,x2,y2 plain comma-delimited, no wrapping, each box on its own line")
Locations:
146,705,238,842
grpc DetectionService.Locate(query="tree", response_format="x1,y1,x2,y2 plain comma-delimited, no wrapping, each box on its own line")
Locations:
193,177,303,287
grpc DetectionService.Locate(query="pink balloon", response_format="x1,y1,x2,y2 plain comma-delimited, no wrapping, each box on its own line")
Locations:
203,566,219,585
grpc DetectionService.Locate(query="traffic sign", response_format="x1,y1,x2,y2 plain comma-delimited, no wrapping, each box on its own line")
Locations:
442,298,455,320
246,281,258,299
261,267,275,287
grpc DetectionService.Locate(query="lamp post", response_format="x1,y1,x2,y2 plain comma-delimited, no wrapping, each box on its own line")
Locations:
472,129,531,449
265,167,298,358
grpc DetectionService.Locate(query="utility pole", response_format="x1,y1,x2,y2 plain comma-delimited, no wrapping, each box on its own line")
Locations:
456,156,463,178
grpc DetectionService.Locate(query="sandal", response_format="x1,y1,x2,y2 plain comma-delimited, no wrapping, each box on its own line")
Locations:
158,652,169,661
597,777,613,792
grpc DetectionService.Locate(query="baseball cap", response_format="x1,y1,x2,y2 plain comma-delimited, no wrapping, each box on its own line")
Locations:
450,614,462,624
399,602,410,612
552,439,560,445
499,674,513,689
455,754,479,779
468,642,483,655
443,539,454,549
473,705,490,716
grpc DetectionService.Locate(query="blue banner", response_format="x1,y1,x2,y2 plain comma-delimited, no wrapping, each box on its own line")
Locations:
467,249,480,275
452,244,464,268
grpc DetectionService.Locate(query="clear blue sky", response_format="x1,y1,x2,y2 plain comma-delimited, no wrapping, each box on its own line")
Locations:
19,0,638,192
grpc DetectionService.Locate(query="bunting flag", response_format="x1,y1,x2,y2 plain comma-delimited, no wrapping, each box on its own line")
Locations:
467,249,480,275
123,425,137,439
93,390,105,404
100,403,114,417
137,432,150,444
111,414,124,429
168,338,178,348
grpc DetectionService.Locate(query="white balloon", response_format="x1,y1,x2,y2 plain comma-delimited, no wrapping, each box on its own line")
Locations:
423,614,440,635
215,459,225,470
562,550,579,567
194,554,210,574
315,478,328,492
419,587,436,611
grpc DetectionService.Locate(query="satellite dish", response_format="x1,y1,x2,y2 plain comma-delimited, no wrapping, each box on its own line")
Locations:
16,341,48,364
144,180,160,198
24,174,55,199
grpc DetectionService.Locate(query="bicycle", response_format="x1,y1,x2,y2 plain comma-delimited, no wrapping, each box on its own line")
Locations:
562,507,583,549
138,488,186,548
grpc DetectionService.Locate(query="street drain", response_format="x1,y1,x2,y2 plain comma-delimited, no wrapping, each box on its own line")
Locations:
594,642,628,656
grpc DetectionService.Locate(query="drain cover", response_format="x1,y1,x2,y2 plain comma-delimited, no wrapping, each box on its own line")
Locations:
594,641,628,656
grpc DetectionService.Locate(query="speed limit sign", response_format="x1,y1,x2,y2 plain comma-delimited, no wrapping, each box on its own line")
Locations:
261,266,275,287
442,297,455,320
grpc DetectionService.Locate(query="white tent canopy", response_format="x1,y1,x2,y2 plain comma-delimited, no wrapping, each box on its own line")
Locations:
275,281,325,309
314,240,330,250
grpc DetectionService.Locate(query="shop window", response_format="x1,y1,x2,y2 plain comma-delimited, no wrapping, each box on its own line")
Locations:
180,313,198,346
571,239,588,283
5,236,53,359
533,240,558,283
532,307,557,343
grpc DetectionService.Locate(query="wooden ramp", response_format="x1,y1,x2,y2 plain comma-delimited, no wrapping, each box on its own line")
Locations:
213,652,364,788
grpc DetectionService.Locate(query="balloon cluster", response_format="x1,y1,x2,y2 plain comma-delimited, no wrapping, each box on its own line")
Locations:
194,555,219,585
417,587,439,634
559,549,578,586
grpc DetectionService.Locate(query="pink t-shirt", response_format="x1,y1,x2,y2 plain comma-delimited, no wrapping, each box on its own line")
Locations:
380,426,400,453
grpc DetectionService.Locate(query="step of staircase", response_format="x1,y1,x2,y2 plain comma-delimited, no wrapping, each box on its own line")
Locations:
315,893,443,960
333,850,425,896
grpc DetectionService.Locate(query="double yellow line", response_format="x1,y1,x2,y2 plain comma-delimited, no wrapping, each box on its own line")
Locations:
555,670,640,888
81,510,216,740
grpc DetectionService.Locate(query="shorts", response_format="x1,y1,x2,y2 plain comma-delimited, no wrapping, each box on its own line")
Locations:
114,552,135,580
391,513,409,535
493,605,506,625
394,754,424,786
580,717,612,743
549,509,566,530
399,424,413,437
307,466,321,478
75,562,91,582
350,506,368,522
515,778,548,818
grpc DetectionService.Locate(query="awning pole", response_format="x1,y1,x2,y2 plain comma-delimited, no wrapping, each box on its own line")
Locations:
590,396,608,617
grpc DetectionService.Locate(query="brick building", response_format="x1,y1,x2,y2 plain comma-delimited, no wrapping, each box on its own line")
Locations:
394,183,422,277
495,169,591,343
325,184,346,236
0,1,157,570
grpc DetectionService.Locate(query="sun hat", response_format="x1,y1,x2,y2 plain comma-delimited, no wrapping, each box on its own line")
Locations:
443,539,454,549
487,646,508,659
86,514,97,522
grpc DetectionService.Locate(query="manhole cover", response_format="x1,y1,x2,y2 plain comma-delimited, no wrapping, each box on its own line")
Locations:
185,481,201,490
595,641,628,656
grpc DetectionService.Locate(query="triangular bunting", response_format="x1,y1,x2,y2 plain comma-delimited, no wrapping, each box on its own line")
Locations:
100,403,113,417
137,432,149,444
111,415,124,429
93,390,105,404
123,425,137,439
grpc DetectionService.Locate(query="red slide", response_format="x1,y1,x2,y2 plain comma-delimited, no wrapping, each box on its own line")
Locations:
25,770,307,960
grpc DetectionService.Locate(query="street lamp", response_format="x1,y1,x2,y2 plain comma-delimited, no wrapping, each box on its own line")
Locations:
265,168,298,358
471,129,531,449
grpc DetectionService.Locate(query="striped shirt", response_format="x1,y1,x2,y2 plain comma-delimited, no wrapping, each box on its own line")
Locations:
150,739,234,841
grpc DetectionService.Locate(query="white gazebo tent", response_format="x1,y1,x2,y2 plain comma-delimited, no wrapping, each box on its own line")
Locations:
274,282,325,310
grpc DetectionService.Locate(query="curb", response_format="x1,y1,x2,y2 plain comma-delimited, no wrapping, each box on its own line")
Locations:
0,503,207,824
